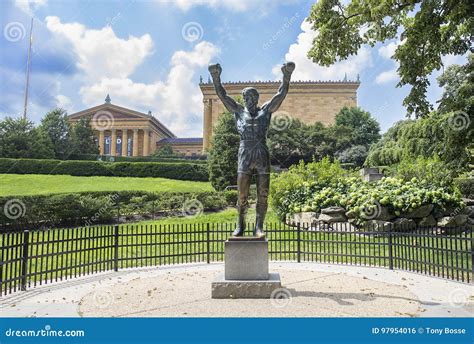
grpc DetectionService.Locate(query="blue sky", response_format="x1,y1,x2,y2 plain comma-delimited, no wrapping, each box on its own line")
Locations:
0,0,467,136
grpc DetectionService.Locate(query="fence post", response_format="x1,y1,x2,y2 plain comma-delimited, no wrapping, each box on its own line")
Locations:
20,230,30,291
206,223,210,264
297,223,301,263
388,223,393,270
114,225,119,272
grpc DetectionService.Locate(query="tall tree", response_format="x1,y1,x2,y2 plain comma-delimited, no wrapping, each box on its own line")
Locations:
70,116,99,155
207,111,240,191
0,117,54,159
307,0,472,117
335,106,381,147
40,108,71,159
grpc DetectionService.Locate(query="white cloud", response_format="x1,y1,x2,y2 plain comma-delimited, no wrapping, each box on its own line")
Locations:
45,16,153,81
174,0,249,12
272,20,372,81
14,0,47,15
375,68,398,84
55,94,72,110
378,41,398,60
78,41,220,137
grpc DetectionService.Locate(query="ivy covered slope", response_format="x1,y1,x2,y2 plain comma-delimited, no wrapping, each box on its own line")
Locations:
269,158,464,226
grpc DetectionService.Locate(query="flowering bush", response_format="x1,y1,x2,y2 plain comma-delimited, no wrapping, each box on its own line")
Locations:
270,159,463,222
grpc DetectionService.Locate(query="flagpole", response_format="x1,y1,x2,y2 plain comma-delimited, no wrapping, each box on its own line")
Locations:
23,17,33,119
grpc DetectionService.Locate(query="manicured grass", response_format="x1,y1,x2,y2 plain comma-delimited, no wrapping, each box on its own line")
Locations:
0,174,213,196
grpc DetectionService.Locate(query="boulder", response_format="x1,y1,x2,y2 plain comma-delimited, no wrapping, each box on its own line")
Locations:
374,206,396,221
462,198,474,206
318,212,348,223
393,218,416,231
437,215,468,227
364,220,392,232
327,222,357,232
432,205,457,219
321,206,346,215
417,215,437,227
462,206,474,218
402,204,434,219
286,212,319,226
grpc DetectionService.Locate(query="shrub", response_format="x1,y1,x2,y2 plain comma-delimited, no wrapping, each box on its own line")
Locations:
0,158,208,181
0,190,232,228
390,156,456,186
454,173,474,198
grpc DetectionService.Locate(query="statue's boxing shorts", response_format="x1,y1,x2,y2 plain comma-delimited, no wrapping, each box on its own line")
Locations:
237,139,270,175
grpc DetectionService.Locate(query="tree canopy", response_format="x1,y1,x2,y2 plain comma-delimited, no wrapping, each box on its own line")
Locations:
307,0,473,117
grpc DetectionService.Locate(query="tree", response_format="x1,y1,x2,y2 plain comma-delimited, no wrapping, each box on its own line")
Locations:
336,145,368,166
334,107,381,146
207,111,240,191
0,117,54,159
70,116,99,155
153,143,174,157
307,0,472,117
40,108,71,159
437,53,473,115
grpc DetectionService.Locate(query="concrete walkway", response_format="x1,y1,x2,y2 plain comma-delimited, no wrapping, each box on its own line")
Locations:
0,263,472,317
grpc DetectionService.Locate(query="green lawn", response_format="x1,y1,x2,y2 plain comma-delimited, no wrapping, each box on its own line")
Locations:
0,174,213,196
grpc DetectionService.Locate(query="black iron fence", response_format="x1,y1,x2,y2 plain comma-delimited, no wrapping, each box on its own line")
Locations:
1,222,472,296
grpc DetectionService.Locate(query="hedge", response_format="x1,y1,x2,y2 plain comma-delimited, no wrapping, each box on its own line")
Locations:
0,158,208,181
0,190,229,228
455,177,474,198
68,153,207,163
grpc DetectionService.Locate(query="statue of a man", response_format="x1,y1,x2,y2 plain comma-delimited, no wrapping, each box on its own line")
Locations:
208,61,295,237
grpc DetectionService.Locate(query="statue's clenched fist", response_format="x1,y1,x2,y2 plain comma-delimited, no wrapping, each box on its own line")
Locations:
281,62,295,76
208,63,222,78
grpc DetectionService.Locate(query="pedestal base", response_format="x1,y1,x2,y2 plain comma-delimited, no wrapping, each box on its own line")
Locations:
211,272,281,299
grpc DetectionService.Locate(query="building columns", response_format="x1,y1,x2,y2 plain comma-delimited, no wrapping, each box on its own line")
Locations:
110,129,117,156
98,130,105,155
132,129,139,156
121,129,128,157
203,99,212,151
143,128,150,156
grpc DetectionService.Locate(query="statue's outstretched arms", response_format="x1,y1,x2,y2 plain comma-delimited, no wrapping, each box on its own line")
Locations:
208,63,243,114
262,62,295,113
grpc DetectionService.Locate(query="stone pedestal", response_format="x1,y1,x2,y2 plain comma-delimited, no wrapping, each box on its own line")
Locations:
211,237,281,298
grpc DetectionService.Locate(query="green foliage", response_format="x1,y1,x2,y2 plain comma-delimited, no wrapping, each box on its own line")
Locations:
70,116,99,155
68,153,207,163
207,111,240,190
153,143,175,157
307,0,472,117
391,156,456,186
270,159,463,223
454,172,474,198
0,158,209,181
268,106,380,167
40,108,72,159
336,145,368,167
0,117,55,159
0,190,231,227
366,111,472,171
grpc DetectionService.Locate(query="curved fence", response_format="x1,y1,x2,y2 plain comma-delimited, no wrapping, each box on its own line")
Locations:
1,222,472,296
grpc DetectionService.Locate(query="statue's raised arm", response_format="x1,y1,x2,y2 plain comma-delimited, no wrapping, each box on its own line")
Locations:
262,62,295,113
208,63,243,114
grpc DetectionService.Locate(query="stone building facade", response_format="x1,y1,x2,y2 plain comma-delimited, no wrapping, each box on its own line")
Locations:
156,138,204,157
68,96,175,157
199,80,360,151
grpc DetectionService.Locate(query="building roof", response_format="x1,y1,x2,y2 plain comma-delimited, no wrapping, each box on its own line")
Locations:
199,79,360,86
158,137,203,145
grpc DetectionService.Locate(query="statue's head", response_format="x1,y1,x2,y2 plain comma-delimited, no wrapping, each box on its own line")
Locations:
242,87,259,110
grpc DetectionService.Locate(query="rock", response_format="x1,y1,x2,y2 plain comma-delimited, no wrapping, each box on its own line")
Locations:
318,212,347,223
364,173,384,182
432,205,457,219
328,222,357,232
374,206,396,221
286,212,318,226
393,218,416,231
345,209,357,219
402,204,434,219
417,215,437,227
364,220,392,232
462,206,474,218
360,167,379,176
437,215,468,227
321,206,346,215
462,198,474,206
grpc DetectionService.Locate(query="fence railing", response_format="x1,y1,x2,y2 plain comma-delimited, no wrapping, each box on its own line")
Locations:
1,222,472,296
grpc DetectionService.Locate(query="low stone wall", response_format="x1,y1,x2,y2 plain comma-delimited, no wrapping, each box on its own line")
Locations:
287,200,474,233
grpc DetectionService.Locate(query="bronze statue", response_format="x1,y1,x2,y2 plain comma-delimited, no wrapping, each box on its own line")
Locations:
208,61,295,237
